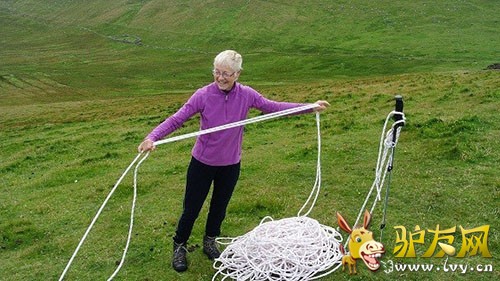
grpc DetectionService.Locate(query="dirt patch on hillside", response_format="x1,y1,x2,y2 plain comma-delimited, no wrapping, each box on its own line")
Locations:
485,63,500,70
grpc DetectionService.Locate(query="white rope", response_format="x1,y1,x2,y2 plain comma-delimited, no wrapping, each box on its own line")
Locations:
346,110,405,248
58,152,149,281
297,112,321,217
59,104,320,280
153,103,319,146
107,151,150,280
213,217,343,281
212,112,344,281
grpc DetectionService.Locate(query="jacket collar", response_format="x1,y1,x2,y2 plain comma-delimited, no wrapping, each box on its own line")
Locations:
214,82,239,96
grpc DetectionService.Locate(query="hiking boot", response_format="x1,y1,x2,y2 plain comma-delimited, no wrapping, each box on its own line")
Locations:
172,242,188,272
203,235,221,260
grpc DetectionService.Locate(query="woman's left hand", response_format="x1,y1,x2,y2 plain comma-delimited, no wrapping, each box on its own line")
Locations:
313,100,330,112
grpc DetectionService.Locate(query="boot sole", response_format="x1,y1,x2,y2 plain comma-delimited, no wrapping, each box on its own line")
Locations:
173,263,188,272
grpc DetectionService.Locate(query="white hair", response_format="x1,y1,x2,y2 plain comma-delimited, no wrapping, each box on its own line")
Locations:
213,50,243,72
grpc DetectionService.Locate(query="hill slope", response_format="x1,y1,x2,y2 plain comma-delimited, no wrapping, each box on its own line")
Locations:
1,0,498,105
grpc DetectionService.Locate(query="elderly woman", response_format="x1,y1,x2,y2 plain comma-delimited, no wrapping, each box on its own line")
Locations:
138,50,329,272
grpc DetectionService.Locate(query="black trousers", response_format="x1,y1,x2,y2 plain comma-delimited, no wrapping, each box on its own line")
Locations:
173,157,240,244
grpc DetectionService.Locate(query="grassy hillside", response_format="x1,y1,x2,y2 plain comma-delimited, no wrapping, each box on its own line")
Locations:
1,0,499,103
0,1,499,280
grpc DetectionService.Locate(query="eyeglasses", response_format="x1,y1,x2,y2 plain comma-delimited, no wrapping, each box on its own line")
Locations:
212,69,236,79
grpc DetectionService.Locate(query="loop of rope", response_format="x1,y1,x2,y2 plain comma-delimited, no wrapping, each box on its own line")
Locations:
59,104,320,280
297,112,321,217
344,110,405,249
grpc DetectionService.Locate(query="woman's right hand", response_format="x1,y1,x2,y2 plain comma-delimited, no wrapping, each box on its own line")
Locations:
138,139,156,153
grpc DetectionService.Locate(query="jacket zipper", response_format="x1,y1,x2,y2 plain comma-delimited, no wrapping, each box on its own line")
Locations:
224,92,229,120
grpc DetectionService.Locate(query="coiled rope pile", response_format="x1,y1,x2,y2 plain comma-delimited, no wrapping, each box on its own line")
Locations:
213,216,343,281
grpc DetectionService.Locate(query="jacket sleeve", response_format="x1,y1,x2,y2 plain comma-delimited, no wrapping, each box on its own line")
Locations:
248,87,310,114
146,92,202,141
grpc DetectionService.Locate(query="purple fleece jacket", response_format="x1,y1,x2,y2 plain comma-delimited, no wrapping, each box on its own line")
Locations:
147,82,309,166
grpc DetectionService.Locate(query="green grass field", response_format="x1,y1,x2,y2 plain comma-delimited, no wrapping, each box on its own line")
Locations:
1,1,499,280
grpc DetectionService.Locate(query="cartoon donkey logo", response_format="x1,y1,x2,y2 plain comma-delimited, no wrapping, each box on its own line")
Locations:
337,210,385,274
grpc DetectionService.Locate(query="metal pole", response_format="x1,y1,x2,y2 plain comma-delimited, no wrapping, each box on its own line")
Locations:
380,95,404,241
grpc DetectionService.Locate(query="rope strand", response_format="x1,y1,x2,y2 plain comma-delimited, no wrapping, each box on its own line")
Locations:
297,112,321,217
107,152,150,281
58,152,145,281
153,104,319,147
